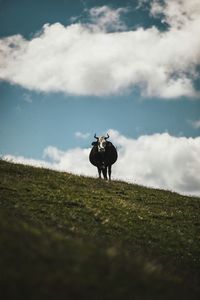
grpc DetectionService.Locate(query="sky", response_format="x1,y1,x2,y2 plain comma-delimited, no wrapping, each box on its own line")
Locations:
0,0,200,196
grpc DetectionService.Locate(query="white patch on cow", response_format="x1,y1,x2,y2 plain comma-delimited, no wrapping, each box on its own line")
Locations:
98,136,107,152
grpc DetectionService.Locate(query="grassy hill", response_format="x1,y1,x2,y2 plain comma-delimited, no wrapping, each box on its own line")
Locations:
0,159,200,300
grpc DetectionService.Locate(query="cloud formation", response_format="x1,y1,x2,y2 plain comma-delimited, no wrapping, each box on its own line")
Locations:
87,5,128,32
0,1,200,98
110,130,200,196
75,131,90,139
4,130,200,196
189,119,200,130
150,0,200,28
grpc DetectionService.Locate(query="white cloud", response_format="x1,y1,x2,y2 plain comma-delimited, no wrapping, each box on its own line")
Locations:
136,0,149,9
151,0,200,28
75,131,90,139
43,146,95,175
3,154,51,169
189,119,200,129
109,130,200,196
0,3,200,98
3,130,200,197
23,93,32,103
87,6,128,32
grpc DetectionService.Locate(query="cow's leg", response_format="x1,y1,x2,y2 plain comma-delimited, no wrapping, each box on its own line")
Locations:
102,166,108,180
108,165,112,180
97,167,101,179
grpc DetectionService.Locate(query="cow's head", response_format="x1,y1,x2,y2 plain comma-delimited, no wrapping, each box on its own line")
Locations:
94,133,109,152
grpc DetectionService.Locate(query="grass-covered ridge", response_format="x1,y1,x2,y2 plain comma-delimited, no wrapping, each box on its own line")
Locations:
0,160,200,299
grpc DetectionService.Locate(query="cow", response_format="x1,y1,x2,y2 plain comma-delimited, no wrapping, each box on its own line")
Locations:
89,133,118,180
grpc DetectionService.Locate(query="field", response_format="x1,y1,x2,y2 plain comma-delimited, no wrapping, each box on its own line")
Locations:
0,160,200,299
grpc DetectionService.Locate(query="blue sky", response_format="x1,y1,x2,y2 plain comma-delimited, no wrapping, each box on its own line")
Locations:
1,82,200,158
1,0,200,196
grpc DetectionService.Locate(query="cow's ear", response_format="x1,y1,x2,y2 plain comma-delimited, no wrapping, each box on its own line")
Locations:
92,142,97,146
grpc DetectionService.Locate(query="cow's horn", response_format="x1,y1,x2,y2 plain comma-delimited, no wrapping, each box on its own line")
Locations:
105,133,110,140
94,133,98,139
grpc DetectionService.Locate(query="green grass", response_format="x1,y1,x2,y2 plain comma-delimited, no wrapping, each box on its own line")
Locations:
0,159,200,299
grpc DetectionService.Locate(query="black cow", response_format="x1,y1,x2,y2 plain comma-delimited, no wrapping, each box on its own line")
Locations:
89,134,118,180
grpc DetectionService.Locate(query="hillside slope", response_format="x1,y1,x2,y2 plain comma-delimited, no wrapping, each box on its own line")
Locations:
0,160,200,299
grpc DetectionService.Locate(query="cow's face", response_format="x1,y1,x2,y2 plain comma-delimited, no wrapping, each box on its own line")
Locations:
93,133,109,152
98,136,107,152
